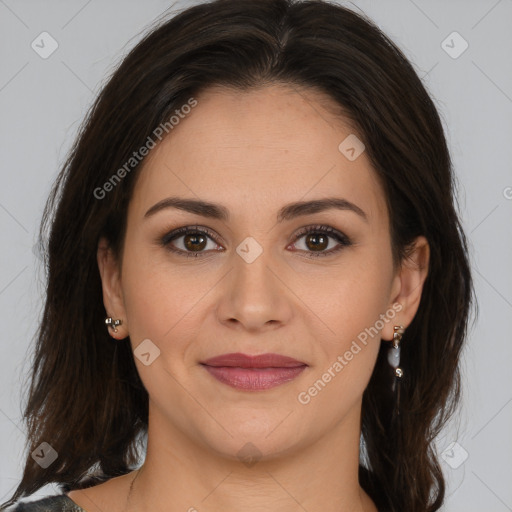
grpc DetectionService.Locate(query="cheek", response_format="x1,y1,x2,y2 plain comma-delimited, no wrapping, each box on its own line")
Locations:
300,246,394,342
297,273,391,424
120,246,224,365
302,245,394,391
120,247,187,343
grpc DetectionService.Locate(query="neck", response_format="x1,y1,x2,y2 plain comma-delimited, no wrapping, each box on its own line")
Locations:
123,399,377,512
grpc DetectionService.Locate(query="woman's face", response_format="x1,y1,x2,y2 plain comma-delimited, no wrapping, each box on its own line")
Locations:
99,84,425,462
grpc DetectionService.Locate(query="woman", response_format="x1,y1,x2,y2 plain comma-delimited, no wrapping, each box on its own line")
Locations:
1,0,474,511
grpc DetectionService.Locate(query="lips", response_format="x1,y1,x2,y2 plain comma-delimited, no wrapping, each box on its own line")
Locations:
200,352,308,391
200,352,307,368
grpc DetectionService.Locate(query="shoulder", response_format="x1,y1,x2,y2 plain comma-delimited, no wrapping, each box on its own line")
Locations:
3,495,86,512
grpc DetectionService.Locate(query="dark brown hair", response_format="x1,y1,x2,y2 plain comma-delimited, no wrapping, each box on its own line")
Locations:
1,1,475,511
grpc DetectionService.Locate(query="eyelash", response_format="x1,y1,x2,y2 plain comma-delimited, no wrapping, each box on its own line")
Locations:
160,224,352,259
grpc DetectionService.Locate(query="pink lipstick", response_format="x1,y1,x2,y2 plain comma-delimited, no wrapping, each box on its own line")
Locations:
200,352,307,391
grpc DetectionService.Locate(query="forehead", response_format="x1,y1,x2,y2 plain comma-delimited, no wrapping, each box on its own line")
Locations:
130,84,388,227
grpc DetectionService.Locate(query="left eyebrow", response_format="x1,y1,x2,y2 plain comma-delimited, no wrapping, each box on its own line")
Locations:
144,196,368,223
277,197,368,223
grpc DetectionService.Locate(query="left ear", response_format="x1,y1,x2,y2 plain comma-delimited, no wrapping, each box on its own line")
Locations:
382,235,430,341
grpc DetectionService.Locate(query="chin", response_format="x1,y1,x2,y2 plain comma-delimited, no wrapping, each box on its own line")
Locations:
199,422,305,464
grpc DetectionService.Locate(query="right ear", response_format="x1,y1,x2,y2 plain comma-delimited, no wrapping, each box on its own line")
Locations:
97,236,129,339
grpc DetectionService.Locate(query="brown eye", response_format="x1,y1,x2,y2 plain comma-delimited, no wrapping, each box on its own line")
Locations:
290,225,352,258
304,232,329,252
183,233,208,252
161,226,223,257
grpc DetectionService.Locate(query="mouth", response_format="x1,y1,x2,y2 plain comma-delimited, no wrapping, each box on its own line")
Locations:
200,352,308,391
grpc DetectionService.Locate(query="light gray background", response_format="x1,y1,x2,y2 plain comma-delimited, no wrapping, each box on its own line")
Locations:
1,1,511,511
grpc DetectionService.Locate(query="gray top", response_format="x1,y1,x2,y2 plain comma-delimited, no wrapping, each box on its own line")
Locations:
5,495,86,512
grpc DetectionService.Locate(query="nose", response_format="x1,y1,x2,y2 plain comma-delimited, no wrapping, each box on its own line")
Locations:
215,247,294,333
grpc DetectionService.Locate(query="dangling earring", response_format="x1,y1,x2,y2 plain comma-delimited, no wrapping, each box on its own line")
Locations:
388,324,405,418
105,316,123,334
388,324,404,380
